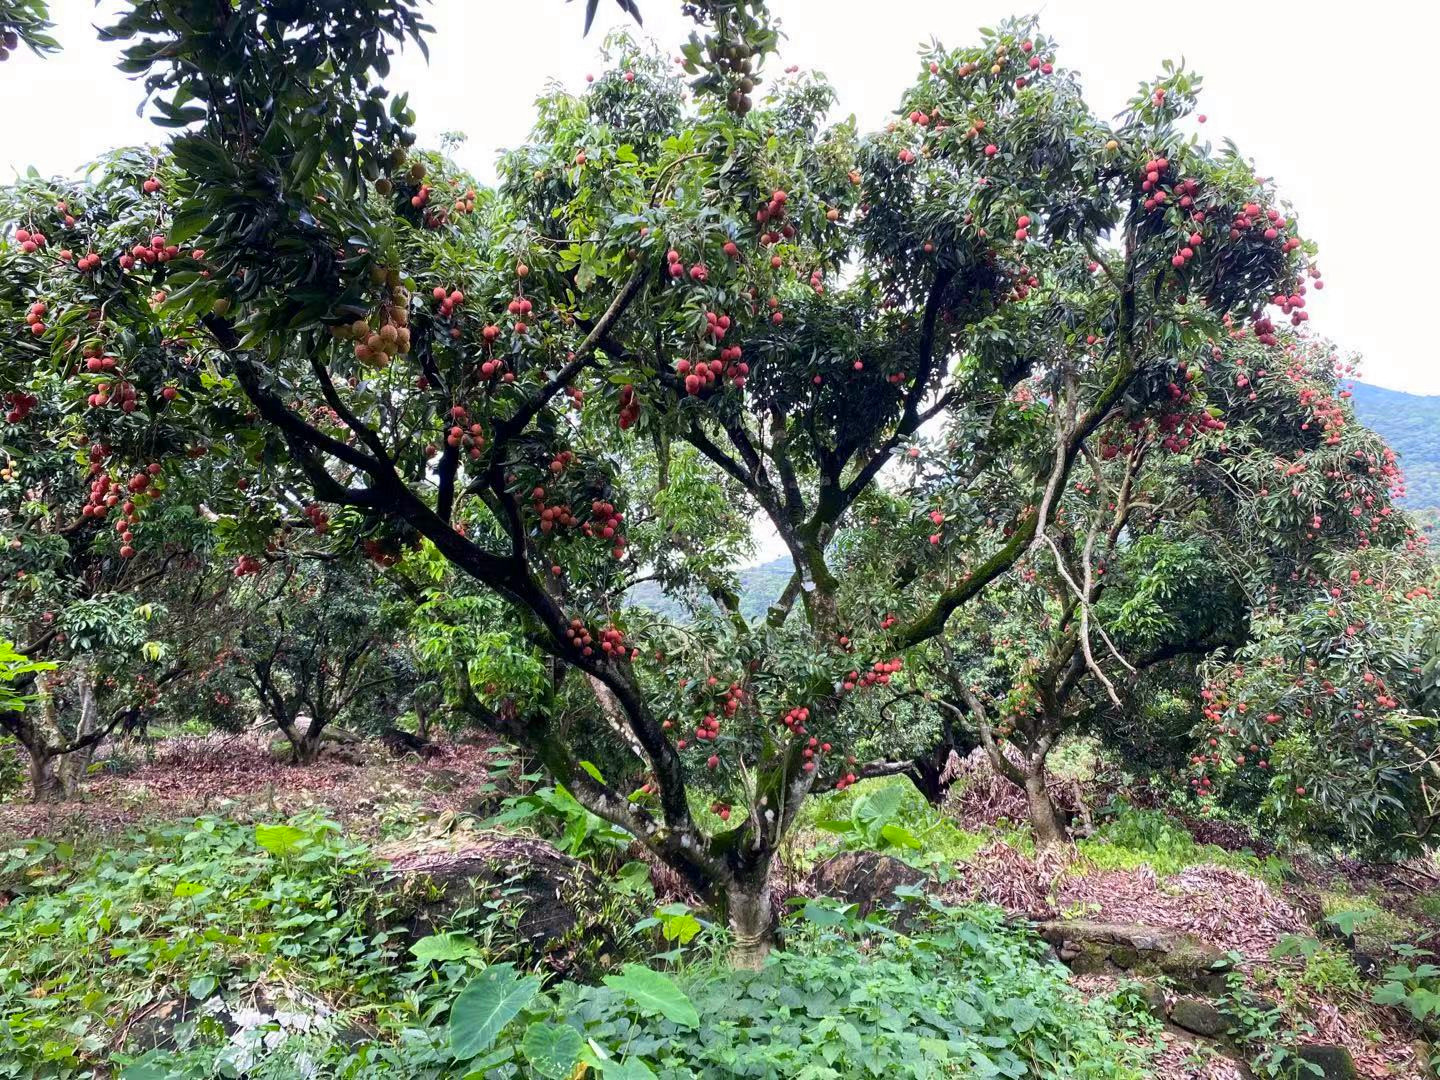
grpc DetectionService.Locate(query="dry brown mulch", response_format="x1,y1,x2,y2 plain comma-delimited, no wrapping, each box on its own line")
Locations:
0,732,498,843
944,838,1425,1078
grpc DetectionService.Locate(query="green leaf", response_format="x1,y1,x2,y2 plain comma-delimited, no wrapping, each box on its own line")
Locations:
614,860,654,896
411,932,481,964
450,964,542,1060
658,910,701,945
602,964,699,1028
801,899,848,927
254,824,307,857
602,1059,658,1080
879,823,922,850
521,1021,584,1078
187,974,217,1000
1324,909,1375,937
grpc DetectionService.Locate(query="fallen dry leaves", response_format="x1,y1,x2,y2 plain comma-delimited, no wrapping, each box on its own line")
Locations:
0,731,498,844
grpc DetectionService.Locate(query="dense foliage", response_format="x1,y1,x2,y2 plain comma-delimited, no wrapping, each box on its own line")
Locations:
2,4,1439,1077
0,813,1156,1079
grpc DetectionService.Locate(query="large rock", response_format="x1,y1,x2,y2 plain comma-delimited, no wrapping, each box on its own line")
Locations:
1169,997,1226,1037
810,851,926,919
1288,1045,1358,1080
376,834,601,952
1031,920,1232,992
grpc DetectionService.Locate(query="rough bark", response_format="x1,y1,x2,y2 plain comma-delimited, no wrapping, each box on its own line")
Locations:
28,746,58,803
58,675,98,798
1025,762,1067,848
276,715,324,764
724,867,775,970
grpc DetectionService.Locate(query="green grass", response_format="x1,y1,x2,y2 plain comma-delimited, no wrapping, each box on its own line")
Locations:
1076,804,1288,883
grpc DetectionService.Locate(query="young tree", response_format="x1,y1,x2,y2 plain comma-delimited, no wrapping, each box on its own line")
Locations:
3,5,1317,961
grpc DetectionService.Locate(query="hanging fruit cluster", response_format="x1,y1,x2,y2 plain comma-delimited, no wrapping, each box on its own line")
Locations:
581,499,627,560
617,384,640,429
3,392,36,423
445,406,485,460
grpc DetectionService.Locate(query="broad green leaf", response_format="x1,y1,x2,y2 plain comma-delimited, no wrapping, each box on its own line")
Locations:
1324,909,1375,936
602,1060,658,1080
521,1021,584,1078
254,824,307,857
602,964,699,1028
801,899,849,926
411,932,481,964
450,964,542,1060
658,910,701,945
880,823,922,849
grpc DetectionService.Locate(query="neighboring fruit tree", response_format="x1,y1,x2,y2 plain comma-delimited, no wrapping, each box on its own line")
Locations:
1,2,1328,959
898,332,1426,845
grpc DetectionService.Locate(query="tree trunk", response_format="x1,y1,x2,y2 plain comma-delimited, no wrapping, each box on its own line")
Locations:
58,675,99,798
276,715,322,764
415,703,430,740
1024,763,1067,848
28,747,58,803
293,725,324,764
725,865,775,970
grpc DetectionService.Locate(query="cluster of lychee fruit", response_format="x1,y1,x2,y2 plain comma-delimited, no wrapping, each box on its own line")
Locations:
580,499,626,559
12,228,48,255
333,289,412,368
531,486,577,534
445,406,486,460
22,300,45,336
617,384,640,430
666,248,707,283
843,656,904,691
755,189,795,246
3,391,36,423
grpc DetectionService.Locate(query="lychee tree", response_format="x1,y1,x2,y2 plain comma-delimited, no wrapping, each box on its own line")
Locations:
873,330,1421,845
2,3,1321,960
1199,553,1439,854
185,554,417,762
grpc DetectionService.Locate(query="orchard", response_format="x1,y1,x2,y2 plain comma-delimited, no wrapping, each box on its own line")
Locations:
1,2,1438,1076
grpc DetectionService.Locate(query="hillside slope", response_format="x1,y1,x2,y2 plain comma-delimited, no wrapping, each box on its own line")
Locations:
1350,381,1440,511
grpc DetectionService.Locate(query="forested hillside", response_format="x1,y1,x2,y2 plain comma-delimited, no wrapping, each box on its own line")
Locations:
1352,381,1440,510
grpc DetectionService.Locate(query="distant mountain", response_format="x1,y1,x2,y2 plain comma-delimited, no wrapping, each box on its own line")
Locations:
626,556,792,621
1349,382,1440,512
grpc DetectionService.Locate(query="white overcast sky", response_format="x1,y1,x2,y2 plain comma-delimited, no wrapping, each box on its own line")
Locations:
1,0,1436,397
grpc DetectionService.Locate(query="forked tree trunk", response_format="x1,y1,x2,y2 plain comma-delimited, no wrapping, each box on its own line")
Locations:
292,724,325,764
277,714,324,764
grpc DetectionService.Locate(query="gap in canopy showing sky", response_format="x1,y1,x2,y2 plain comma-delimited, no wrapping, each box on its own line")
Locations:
2,0,1435,398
